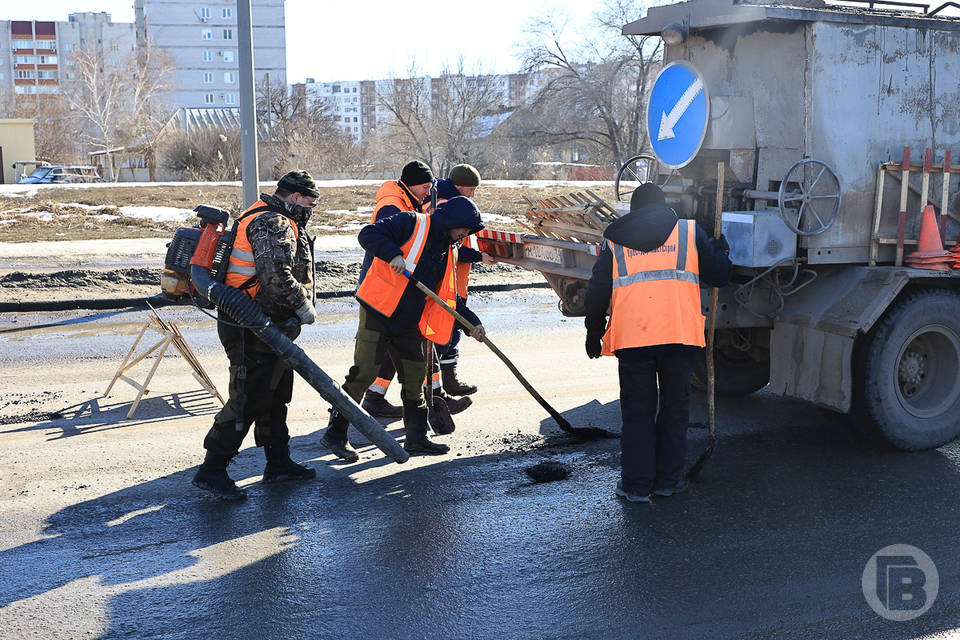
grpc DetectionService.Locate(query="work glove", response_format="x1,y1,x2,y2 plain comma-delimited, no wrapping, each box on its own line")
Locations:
277,317,301,340
710,234,730,255
585,331,603,359
295,299,317,325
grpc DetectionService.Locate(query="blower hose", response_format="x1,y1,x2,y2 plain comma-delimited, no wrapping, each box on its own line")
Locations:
191,265,408,463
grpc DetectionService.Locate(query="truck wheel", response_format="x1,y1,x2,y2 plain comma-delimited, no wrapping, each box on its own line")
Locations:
854,289,960,450
691,339,770,396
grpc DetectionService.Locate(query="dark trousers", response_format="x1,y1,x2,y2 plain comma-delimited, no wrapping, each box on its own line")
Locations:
343,307,426,408
617,350,695,493
437,325,461,366
202,317,293,460
368,324,456,395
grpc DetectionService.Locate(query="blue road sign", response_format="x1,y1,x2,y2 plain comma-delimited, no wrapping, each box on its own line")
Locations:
647,61,709,169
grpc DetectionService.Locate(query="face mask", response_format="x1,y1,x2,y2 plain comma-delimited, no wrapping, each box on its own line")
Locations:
284,200,312,225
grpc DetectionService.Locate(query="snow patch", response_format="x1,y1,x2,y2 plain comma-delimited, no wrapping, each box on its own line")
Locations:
21,211,54,222
118,206,193,222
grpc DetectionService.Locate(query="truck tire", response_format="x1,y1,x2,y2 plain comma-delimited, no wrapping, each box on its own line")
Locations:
853,289,960,450
691,340,770,396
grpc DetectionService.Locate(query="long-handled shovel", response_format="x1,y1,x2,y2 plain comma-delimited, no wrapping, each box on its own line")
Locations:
688,162,725,481
403,269,616,440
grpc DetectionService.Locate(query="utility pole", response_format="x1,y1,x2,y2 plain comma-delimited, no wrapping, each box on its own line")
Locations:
237,0,259,208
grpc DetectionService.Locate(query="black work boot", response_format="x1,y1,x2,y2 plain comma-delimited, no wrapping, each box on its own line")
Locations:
441,364,477,396
320,410,359,463
403,402,450,455
193,453,247,500
438,390,472,415
263,444,316,484
361,390,404,418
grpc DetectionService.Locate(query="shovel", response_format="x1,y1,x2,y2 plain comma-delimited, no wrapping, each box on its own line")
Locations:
403,269,616,440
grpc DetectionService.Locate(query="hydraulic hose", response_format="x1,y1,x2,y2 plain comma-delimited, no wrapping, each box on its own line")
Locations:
191,265,408,463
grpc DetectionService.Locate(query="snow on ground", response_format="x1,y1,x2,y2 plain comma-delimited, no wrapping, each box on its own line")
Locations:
118,206,193,222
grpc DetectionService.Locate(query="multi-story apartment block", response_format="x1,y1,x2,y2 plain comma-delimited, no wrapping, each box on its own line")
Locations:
134,0,286,109
0,13,134,102
301,79,363,143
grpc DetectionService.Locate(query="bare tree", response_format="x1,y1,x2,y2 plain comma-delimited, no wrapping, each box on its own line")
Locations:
374,59,508,176
60,37,174,180
256,78,364,177
518,0,662,167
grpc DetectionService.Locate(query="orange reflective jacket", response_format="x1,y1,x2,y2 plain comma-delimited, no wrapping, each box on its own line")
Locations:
224,200,298,299
355,213,459,344
601,219,704,355
371,181,419,222
425,195,473,299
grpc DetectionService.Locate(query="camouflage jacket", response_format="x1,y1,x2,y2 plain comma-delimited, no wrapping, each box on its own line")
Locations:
246,193,313,319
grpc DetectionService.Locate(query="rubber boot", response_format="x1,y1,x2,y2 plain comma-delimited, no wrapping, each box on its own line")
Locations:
262,444,316,484
361,389,403,418
403,401,449,455
320,410,359,463
438,390,472,415
441,364,477,396
192,452,247,500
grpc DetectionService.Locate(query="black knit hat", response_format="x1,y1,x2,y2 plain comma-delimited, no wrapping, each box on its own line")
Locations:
277,170,319,198
630,183,666,211
449,163,481,187
400,160,434,187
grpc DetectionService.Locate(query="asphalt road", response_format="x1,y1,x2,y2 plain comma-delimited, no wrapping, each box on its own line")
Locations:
1,292,959,639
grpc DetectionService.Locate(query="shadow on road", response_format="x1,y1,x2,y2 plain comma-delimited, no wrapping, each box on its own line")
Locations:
3,391,960,639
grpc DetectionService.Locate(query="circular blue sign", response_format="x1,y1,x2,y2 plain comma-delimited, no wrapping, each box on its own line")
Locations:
647,61,709,169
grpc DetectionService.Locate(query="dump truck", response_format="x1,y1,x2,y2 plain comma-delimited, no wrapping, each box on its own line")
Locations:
475,0,960,451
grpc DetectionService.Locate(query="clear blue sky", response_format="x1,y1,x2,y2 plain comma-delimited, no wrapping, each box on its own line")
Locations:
5,0,605,83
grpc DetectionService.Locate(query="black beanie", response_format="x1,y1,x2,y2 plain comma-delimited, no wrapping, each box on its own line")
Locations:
630,183,666,211
400,160,434,187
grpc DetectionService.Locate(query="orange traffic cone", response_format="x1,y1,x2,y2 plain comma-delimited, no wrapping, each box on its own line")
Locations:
907,205,953,271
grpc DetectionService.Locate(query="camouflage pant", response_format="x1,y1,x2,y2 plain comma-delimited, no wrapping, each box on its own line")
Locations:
203,316,294,458
342,306,426,409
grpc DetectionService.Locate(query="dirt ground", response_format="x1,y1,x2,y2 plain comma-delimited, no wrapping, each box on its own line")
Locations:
0,183,618,242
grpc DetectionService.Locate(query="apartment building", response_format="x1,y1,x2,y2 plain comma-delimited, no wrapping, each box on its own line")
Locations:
297,71,547,146
0,13,134,101
134,0,286,109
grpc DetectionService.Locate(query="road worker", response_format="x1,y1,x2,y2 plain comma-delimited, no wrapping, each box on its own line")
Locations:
425,164,496,397
584,183,732,503
321,196,486,461
192,170,321,499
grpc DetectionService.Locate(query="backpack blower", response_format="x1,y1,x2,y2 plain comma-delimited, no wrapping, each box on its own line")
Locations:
166,205,409,464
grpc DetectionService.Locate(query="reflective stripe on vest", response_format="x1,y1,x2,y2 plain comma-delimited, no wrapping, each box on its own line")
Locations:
601,219,704,355
355,213,433,317
419,245,458,345
225,200,299,299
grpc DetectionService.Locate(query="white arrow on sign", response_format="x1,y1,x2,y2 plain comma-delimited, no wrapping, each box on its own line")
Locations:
657,77,704,141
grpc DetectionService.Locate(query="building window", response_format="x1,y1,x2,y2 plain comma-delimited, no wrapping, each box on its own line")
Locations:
203,72,214,83
201,29,212,40
38,55,57,64
15,70,36,79
200,7,211,19
36,40,55,50
222,7,232,18
14,39,34,49
223,29,233,40
202,50,213,62
64,43,73,51
37,70,57,80
223,50,234,62
225,93,236,105
15,85,37,94
204,93,215,104
224,72,235,83
16,55,35,64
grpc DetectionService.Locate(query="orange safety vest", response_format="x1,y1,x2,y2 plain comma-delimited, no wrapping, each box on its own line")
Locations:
224,200,299,299
356,213,459,344
424,195,474,299
371,181,419,222
601,219,704,355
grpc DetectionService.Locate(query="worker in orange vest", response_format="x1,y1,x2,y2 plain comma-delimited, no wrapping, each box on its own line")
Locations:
584,184,732,504
360,161,473,417
193,170,321,499
425,164,497,396
321,196,486,461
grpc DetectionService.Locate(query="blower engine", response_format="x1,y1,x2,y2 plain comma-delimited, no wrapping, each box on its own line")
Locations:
161,205,233,301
